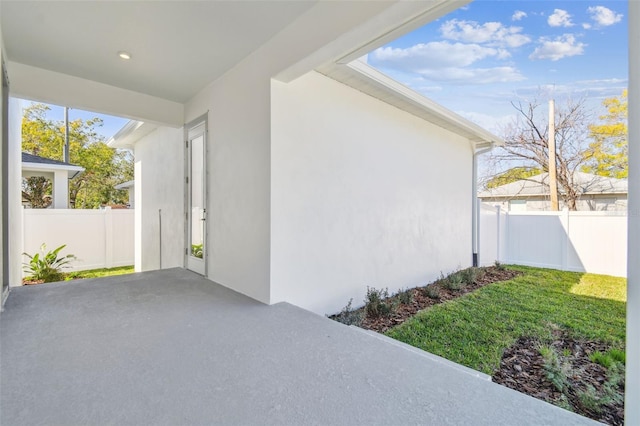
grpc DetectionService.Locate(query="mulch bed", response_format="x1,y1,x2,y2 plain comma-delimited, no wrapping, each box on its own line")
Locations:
22,279,45,285
493,329,624,426
358,266,520,333
329,266,625,425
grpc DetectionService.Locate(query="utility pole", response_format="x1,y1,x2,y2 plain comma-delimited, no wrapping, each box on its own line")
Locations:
548,100,559,211
63,107,70,163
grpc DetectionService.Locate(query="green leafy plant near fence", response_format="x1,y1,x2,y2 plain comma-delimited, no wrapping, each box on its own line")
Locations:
191,244,203,259
23,244,76,283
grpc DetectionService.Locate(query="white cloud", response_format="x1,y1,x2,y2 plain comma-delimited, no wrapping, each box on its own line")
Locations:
582,23,592,30
529,34,585,61
371,42,507,70
512,11,527,21
418,67,525,84
440,19,531,48
548,9,574,27
369,42,524,85
587,6,623,27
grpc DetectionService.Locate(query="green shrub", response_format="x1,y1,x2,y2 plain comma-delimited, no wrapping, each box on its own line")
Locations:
396,288,414,305
23,244,76,283
364,287,395,318
494,260,505,270
444,272,465,291
191,243,203,259
332,298,363,326
539,345,571,392
423,284,440,299
460,267,481,285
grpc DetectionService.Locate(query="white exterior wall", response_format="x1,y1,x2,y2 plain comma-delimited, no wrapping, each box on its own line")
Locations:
134,127,184,272
8,97,21,287
1,34,5,295
184,62,272,304
271,72,473,315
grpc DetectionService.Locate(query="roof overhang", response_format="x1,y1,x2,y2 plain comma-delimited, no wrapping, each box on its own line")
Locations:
318,60,504,148
22,162,84,179
107,120,158,149
115,180,134,190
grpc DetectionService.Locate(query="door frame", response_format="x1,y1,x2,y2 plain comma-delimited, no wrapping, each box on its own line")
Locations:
184,114,208,276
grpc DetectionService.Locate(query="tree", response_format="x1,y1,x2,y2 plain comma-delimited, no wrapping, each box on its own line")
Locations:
22,176,52,208
21,103,133,208
582,90,628,179
488,96,592,210
485,166,542,189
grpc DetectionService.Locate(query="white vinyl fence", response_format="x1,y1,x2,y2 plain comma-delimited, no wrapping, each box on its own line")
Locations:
23,208,134,273
480,204,627,277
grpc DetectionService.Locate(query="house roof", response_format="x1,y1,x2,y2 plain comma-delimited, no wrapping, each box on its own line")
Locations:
114,180,134,190
22,152,84,178
479,172,628,199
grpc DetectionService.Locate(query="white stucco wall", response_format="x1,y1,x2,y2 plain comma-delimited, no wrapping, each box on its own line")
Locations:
8,97,22,287
134,127,184,272
270,72,474,315
184,64,272,303
1,33,5,294
181,1,423,305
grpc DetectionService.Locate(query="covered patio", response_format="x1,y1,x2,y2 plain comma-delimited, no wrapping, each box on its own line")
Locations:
1,269,595,425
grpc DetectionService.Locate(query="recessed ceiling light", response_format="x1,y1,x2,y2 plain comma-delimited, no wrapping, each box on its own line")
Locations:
118,51,131,60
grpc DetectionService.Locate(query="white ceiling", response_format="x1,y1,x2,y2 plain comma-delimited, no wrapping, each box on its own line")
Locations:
1,1,316,103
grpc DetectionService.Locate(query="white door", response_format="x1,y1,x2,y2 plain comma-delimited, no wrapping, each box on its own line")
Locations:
185,121,206,275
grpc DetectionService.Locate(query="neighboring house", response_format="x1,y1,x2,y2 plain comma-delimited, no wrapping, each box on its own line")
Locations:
114,180,134,208
479,172,628,212
21,152,84,209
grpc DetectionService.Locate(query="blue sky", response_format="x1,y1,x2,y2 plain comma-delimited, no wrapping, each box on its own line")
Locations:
26,1,627,141
24,101,129,141
367,0,628,133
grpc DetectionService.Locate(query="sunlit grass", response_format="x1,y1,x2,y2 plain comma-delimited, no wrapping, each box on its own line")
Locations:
65,265,134,280
570,273,626,302
386,266,626,374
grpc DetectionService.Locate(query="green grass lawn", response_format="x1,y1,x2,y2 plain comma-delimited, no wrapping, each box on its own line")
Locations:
385,265,626,375
65,265,135,280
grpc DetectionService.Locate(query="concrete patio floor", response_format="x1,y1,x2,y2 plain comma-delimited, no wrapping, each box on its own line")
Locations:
1,268,597,425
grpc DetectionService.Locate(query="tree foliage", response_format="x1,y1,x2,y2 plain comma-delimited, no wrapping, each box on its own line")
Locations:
486,166,542,189
582,90,628,179
21,104,133,208
22,176,52,208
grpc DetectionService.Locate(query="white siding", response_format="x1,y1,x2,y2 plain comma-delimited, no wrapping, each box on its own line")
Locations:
8,97,22,286
271,72,473,315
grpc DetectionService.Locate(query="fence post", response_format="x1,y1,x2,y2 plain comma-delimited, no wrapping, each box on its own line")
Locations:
104,208,114,268
560,208,570,271
495,205,501,263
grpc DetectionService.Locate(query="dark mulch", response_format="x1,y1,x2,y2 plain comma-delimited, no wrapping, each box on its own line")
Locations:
493,328,624,426
359,266,520,333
